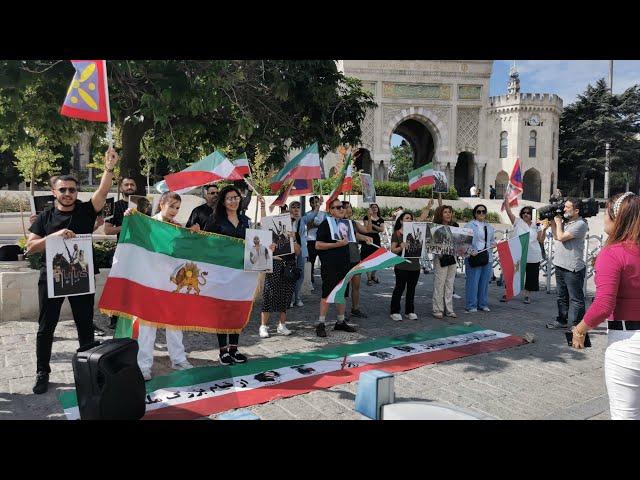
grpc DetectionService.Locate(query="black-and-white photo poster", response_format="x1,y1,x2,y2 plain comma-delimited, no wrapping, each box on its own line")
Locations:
327,217,357,243
432,170,449,193
30,195,56,215
45,234,95,298
244,229,273,272
402,221,428,258
102,197,115,220
261,214,294,257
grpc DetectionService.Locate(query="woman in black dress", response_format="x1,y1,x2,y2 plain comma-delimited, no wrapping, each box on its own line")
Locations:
361,203,385,285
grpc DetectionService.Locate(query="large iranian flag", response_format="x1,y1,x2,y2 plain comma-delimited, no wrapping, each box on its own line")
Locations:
497,231,529,300
99,212,259,333
270,143,322,192
325,247,406,303
163,150,243,194
408,162,435,191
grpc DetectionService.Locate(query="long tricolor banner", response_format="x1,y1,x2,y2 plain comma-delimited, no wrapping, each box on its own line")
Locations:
325,247,406,303
497,231,529,300
98,212,260,333
59,325,526,420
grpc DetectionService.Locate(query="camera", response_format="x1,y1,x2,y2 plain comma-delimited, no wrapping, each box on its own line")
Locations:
537,198,599,221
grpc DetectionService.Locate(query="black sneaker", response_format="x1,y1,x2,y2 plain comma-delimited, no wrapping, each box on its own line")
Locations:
351,309,368,318
316,323,327,337
32,372,49,395
219,352,235,365
334,321,357,333
229,351,247,363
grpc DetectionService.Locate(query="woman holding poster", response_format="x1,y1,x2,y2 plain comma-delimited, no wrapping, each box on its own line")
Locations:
431,205,459,319
389,212,421,321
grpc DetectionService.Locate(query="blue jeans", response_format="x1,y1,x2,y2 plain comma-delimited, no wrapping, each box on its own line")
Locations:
294,255,306,302
464,259,492,310
554,266,586,326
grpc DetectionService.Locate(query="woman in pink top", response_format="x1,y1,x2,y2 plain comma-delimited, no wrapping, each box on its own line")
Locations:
572,192,640,419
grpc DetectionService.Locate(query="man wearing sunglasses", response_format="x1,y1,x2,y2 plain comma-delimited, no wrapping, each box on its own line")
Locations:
26,148,120,395
186,184,219,230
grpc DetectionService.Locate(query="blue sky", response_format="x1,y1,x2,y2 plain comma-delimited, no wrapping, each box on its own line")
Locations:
392,60,640,147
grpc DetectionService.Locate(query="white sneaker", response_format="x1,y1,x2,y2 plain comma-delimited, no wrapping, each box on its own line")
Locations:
480,306,491,312
452,293,462,299
141,369,152,381
171,360,193,370
296,300,304,307
277,323,292,336
405,313,418,320
290,301,295,308
259,325,270,338
390,313,403,322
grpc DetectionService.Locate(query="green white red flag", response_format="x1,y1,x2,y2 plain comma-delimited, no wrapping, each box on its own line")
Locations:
408,162,434,192
497,231,529,300
163,151,244,194
324,152,353,210
270,143,322,193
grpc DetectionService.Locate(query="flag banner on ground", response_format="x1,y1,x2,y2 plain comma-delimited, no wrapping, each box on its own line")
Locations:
270,143,322,192
325,152,353,210
231,154,251,177
501,158,523,211
98,211,260,333
269,180,295,213
60,60,110,122
408,162,435,191
497,231,529,300
326,248,405,303
164,151,244,194
291,178,314,194
59,325,526,420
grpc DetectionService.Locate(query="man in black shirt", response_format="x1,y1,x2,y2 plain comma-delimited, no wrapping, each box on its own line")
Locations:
27,147,120,395
186,184,218,230
314,198,357,337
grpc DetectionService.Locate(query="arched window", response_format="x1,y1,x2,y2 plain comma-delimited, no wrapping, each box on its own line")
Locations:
499,131,508,158
529,130,537,158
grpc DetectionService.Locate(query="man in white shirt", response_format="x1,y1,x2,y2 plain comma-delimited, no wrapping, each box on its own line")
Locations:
469,184,477,197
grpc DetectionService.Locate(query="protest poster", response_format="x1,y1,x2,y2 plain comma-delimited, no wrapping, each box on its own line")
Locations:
327,217,357,243
101,197,115,220
30,195,56,215
244,229,273,273
128,195,153,216
428,224,474,257
402,222,428,258
45,233,95,298
360,173,376,203
433,171,449,193
261,214,293,257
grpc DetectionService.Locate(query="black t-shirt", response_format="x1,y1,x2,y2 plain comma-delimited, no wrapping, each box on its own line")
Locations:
316,219,350,266
186,203,214,230
106,199,129,241
204,214,250,240
29,200,99,271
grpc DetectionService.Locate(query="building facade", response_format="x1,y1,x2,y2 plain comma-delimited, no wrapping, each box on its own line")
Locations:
324,60,562,202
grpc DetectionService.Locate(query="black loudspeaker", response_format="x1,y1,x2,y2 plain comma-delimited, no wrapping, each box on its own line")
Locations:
72,338,146,420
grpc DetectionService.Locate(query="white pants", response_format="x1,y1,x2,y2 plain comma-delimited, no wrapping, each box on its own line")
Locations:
137,322,187,371
605,328,640,420
432,260,457,314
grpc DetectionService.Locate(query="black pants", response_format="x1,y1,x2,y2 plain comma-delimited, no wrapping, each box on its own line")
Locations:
307,241,318,283
391,268,420,314
217,334,240,351
36,277,95,374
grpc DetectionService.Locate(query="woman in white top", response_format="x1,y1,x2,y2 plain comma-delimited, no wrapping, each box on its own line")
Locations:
503,198,549,304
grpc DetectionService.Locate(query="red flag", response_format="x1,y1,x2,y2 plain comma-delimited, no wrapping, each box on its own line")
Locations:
60,60,110,122
269,180,295,213
501,158,523,211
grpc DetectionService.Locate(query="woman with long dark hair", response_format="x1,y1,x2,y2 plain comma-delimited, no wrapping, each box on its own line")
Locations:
571,193,640,419
389,212,421,321
361,203,385,285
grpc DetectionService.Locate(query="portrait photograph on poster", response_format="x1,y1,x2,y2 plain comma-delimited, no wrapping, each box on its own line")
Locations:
432,171,449,193
128,195,153,216
101,197,115,220
45,234,95,298
261,214,293,257
244,229,273,273
360,173,376,203
30,195,56,215
328,217,357,243
402,221,427,258
429,224,474,257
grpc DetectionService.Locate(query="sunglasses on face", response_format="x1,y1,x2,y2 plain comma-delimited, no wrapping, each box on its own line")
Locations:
331,205,344,210
57,188,77,194
206,191,218,195
522,211,532,215
476,210,486,214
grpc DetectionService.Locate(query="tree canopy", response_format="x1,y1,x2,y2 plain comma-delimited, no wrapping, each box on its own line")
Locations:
389,140,414,181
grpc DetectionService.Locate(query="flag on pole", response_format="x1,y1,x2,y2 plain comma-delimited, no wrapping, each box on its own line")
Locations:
269,180,295,213
270,143,322,192
497,231,529,300
325,247,406,303
163,151,244,194
60,60,110,122
501,158,523,211
231,153,251,177
408,162,435,192
99,212,260,333
291,179,314,195
325,152,353,210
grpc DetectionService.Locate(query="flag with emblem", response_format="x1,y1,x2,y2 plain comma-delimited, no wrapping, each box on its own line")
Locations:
497,231,529,300
408,162,435,192
60,60,110,122
98,212,260,333
163,150,244,194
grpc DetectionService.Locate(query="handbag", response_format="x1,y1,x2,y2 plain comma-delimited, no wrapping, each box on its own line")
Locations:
468,226,489,268
439,254,457,267
281,261,302,283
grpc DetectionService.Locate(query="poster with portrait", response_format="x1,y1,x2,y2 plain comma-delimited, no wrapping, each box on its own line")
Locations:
101,197,115,221
433,170,449,193
402,222,427,258
428,224,474,257
244,229,273,273
45,233,95,298
360,173,376,203
261,214,294,257
327,217,357,243
30,195,56,215
128,195,153,216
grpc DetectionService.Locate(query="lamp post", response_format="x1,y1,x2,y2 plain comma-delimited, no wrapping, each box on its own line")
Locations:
603,60,613,200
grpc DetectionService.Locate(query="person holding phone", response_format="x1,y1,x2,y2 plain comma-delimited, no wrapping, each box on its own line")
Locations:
570,193,640,420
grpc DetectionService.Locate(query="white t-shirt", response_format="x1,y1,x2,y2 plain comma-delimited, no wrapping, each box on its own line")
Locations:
513,218,542,263
470,186,477,196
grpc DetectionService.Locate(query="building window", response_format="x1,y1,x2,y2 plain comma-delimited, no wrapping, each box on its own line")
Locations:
499,131,508,158
529,130,537,158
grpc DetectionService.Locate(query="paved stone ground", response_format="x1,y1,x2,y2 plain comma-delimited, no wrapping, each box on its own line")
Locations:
0,264,609,420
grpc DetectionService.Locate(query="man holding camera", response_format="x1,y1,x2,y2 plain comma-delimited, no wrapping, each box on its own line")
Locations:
546,198,588,330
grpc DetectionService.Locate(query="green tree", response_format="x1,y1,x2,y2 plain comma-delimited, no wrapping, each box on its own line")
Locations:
389,140,414,181
13,135,63,194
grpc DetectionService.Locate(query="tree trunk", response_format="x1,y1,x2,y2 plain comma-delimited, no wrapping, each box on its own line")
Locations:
120,118,153,196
